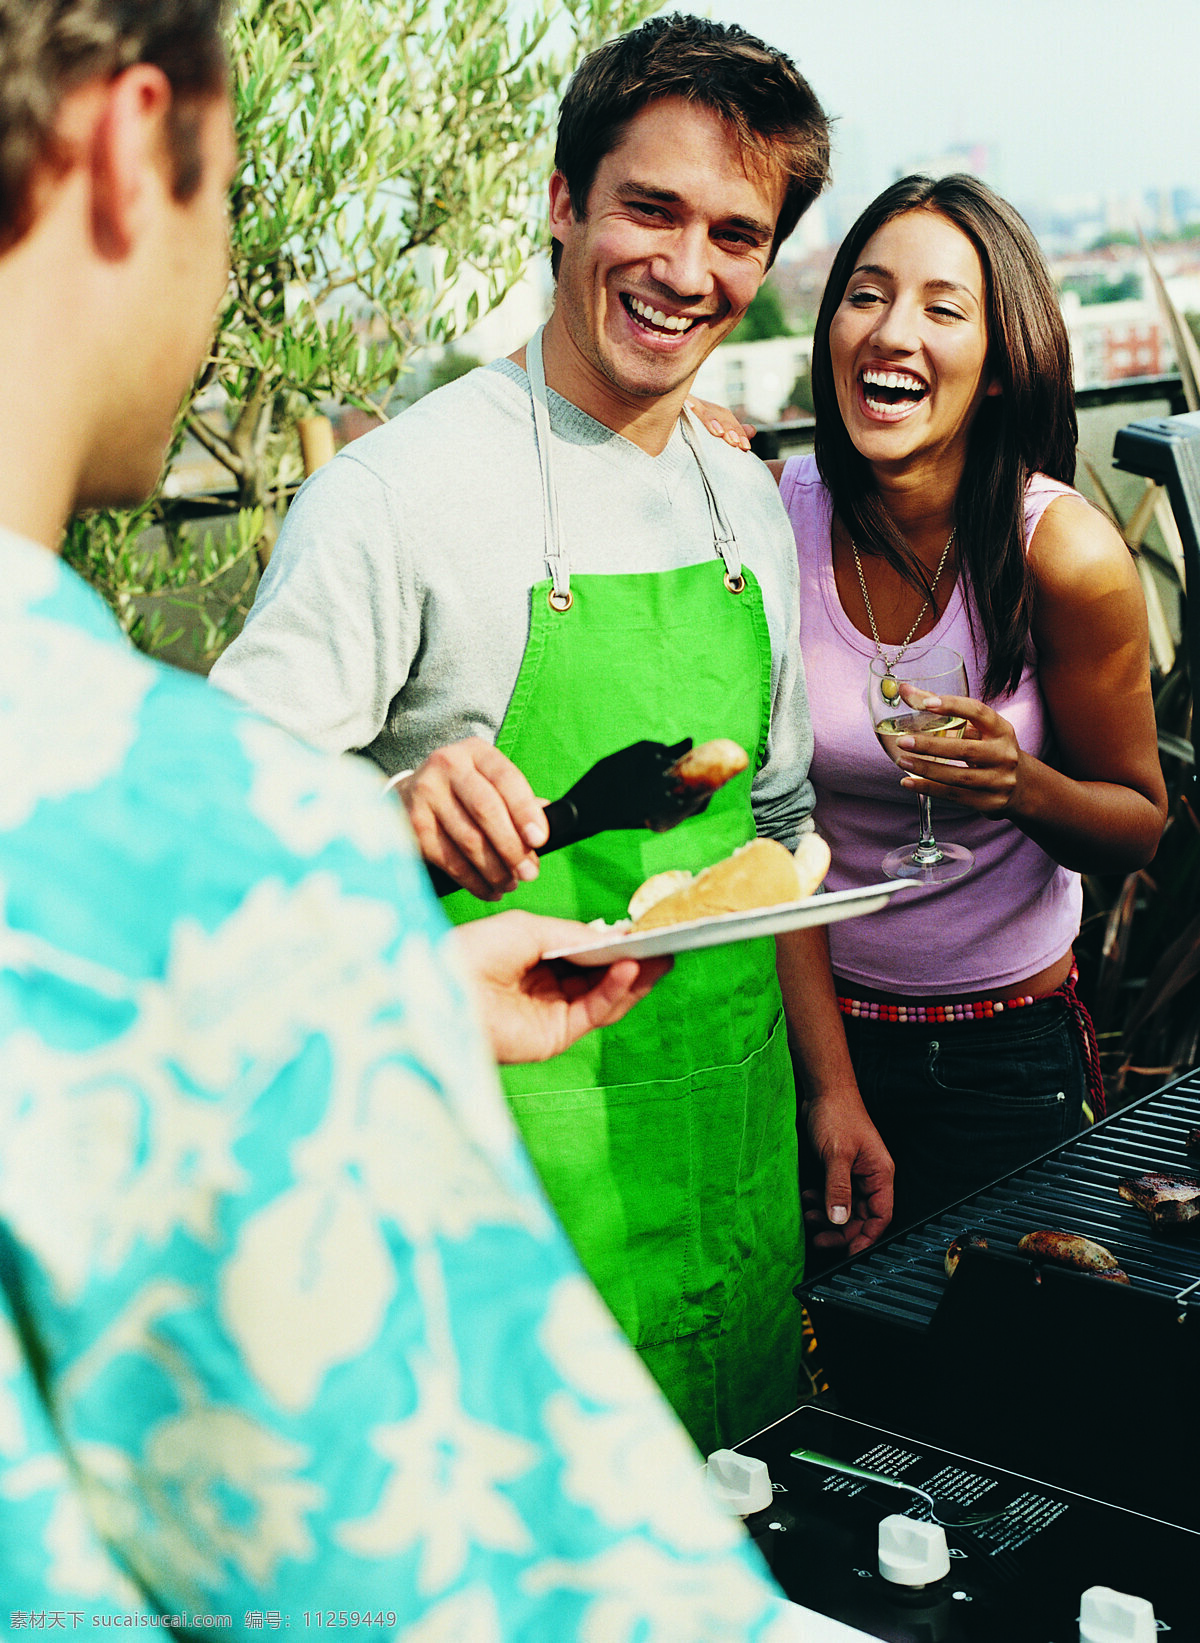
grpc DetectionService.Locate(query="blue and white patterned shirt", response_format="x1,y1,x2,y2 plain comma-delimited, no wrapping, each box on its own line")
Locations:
0,529,801,1638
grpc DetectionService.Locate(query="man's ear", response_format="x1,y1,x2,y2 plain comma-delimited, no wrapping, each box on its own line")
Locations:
548,170,575,242
89,64,174,260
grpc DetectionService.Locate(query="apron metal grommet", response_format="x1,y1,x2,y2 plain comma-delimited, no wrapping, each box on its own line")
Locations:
724,572,746,594
547,588,573,613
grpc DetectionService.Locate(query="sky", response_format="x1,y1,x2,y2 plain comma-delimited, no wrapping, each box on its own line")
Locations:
700,1,1200,246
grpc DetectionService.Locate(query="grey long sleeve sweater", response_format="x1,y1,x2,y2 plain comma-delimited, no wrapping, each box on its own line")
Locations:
212,358,815,847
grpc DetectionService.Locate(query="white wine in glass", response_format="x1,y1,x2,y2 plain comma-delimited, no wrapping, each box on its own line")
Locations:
869,646,974,884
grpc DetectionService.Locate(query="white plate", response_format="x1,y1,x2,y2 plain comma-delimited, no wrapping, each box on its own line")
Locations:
544,879,920,964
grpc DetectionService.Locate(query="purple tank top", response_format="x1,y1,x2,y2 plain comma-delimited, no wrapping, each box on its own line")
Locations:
780,454,1083,995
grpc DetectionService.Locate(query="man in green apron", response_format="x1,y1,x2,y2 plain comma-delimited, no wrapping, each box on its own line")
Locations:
214,15,895,1454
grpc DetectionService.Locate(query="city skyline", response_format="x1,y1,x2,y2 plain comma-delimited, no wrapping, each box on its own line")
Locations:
706,0,1200,251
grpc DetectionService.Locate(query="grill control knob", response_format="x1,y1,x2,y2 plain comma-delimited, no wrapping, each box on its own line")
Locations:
877,1513,950,1587
1079,1586,1156,1643
704,1449,773,1516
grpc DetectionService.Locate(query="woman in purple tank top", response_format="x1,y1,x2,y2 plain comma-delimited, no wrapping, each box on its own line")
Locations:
696,175,1167,1244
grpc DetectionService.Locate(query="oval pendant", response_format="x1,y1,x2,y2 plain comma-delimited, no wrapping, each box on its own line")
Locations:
881,674,900,703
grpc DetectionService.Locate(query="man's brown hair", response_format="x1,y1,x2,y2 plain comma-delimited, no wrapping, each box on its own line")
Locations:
0,0,228,250
552,12,829,274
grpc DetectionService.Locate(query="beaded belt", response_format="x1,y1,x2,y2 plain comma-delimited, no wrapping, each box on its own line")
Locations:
837,962,1106,1119
837,993,1034,1024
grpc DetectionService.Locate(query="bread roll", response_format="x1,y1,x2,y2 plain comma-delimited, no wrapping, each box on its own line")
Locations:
628,870,694,924
793,832,832,897
629,834,830,932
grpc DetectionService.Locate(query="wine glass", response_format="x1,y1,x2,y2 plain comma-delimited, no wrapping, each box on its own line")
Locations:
869,646,974,885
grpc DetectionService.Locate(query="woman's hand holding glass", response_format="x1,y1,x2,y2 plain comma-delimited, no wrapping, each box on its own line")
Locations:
869,647,974,884
892,685,1026,818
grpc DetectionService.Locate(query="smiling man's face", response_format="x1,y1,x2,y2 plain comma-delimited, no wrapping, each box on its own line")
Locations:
548,96,785,414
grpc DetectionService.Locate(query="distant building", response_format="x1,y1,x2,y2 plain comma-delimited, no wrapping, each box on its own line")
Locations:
1053,242,1200,388
1060,293,1167,388
1172,187,1200,232
1105,319,1165,382
898,141,991,184
691,335,815,425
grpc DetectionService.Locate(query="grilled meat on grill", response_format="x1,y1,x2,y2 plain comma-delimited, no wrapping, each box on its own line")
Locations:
944,1230,988,1277
1117,1171,1200,1230
1017,1229,1130,1281
1186,1127,1200,1156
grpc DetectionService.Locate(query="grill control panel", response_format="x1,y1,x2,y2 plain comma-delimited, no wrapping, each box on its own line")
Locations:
738,1405,1195,1642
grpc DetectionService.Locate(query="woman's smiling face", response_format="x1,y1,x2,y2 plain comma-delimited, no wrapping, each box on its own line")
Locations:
828,208,999,478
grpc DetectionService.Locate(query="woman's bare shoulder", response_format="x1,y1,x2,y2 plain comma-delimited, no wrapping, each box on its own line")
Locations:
1028,491,1134,596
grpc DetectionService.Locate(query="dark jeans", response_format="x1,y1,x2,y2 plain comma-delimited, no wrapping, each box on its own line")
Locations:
823,998,1089,1239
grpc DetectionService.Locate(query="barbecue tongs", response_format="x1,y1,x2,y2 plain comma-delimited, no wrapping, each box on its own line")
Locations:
426,737,746,897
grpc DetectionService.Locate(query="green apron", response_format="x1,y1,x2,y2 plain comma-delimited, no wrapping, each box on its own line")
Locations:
445,330,803,1454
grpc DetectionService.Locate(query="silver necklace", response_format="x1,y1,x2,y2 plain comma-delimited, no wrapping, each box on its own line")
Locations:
851,528,956,703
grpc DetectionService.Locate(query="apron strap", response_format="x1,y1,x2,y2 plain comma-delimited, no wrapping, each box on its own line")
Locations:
526,327,571,608
526,324,746,604
681,406,745,589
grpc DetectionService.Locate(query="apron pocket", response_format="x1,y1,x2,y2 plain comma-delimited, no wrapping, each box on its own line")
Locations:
505,1011,799,1353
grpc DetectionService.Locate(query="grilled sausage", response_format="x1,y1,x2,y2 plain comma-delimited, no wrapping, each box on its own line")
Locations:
670,739,749,792
944,1230,988,1277
1018,1229,1129,1282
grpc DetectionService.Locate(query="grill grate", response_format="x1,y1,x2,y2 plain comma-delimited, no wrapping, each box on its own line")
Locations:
809,1071,1200,1326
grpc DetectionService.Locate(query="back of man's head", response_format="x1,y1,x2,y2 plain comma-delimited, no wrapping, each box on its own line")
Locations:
553,12,829,274
0,0,227,253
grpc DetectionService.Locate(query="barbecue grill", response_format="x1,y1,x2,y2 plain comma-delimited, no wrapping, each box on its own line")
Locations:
729,1403,1197,1639
799,1071,1200,1527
